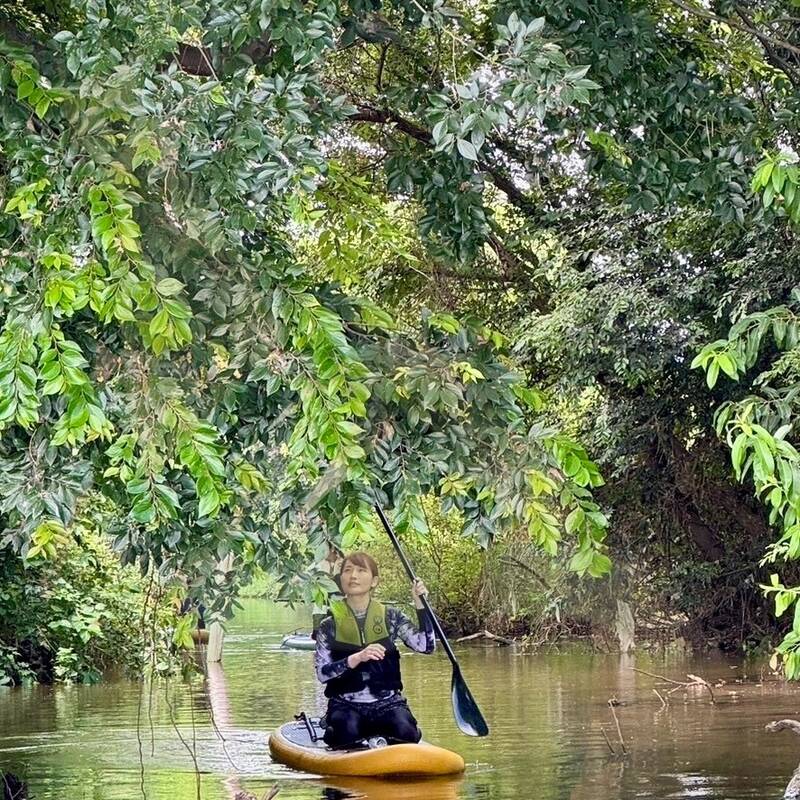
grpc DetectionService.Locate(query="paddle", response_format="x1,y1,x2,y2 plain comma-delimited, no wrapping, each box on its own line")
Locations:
374,503,490,737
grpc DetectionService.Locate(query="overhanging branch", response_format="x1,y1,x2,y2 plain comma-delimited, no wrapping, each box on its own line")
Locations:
670,0,800,63
735,6,800,88
348,103,538,215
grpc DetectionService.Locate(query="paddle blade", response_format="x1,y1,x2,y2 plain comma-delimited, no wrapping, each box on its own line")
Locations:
451,667,489,737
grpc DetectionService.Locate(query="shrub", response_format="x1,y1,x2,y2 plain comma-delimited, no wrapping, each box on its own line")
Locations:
0,499,166,684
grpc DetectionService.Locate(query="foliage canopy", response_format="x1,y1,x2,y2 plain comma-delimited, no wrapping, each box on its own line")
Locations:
10,0,800,671
0,0,613,616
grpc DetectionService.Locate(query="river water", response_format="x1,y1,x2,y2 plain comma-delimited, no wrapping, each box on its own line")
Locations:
2,599,800,799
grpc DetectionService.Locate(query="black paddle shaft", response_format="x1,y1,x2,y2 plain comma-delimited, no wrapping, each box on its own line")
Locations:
373,504,460,666
374,503,489,737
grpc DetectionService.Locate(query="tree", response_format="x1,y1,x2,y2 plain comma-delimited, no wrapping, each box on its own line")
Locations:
296,0,800,651
0,1,611,617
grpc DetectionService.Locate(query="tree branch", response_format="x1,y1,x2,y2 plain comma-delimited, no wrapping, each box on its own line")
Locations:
176,43,215,77
348,104,432,144
376,43,389,92
347,103,538,215
499,554,551,590
669,0,800,59
173,39,273,76
389,259,536,288
735,7,800,88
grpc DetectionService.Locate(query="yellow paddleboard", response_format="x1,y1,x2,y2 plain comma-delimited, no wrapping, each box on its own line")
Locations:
269,720,465,778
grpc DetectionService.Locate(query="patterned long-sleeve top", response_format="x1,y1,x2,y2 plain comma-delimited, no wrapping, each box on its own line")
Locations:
315,604,435,703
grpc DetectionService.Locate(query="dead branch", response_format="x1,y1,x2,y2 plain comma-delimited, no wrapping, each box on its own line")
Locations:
629,667,715,703
607,699,628,755
599,724,616,755
233,787,279,800
686,673,716,704
629,667,687,686
456,629,516,646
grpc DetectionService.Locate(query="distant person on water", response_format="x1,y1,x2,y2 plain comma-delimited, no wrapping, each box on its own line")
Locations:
314,551,434,749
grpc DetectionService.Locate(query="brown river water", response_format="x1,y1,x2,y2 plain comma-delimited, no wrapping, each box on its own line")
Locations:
2,599,800,800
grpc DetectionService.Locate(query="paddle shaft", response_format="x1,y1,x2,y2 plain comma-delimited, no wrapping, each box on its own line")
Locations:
373,504,459,668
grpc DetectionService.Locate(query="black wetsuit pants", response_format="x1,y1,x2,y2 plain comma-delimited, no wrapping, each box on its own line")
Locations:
323,695,421,748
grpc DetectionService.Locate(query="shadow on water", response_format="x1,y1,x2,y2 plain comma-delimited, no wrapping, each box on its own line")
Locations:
1,599,800,799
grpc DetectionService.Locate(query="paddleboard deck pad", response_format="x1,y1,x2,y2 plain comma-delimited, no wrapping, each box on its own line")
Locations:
269,719,465,777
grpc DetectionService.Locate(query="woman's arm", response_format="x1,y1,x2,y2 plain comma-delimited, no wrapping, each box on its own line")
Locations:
314,618,350,683
390,606,436,654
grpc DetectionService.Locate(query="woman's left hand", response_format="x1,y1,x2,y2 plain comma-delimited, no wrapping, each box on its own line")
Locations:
411,578,428,609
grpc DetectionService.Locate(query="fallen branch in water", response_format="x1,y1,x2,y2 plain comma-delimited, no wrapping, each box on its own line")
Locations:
686,673,716,704
766,720,800,798
653,688,668,709
599,724,616,755
234,786,279,800
629,667,715,704
456,630,516,646
607,699,628,755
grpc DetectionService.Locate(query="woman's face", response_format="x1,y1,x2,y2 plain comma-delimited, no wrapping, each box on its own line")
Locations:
340,561,378,595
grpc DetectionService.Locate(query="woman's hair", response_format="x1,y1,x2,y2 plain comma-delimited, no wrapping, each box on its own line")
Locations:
341,551,379,578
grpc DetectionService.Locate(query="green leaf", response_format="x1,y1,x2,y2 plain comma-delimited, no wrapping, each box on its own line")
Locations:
777,591,793,618
706,361,720,389
731,433,747,477
587,552,612,577
456,138,478,161
754,438,775,475
336,420,363,437
716,352,737,380
17,80,34,99
197,490,219,519
565,506,585,534
149,309,169,337
34,98,50,119
568,547,594,574
156,278,184,297
689,351,707,370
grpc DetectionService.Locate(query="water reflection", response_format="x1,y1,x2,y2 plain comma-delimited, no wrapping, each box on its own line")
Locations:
319,775,462,800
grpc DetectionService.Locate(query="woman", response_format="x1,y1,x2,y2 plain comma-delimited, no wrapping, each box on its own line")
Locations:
314,551,434,748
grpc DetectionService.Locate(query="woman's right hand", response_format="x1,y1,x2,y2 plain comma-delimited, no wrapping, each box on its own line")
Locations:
347,643,386,668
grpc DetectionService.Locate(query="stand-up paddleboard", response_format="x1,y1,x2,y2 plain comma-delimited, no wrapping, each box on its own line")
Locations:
280,632,316,651
269,718,465,777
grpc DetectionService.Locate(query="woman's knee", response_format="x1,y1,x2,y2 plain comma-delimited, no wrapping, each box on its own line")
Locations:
394,720,421,743
384,708,421,743
324,708,362,745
